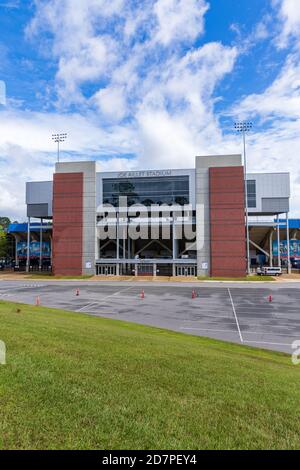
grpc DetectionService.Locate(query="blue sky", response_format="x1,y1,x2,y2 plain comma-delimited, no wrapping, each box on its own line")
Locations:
0,0,300,219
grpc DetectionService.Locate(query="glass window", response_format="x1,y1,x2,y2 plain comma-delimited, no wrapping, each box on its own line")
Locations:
103,176,190,207
247,180,256,208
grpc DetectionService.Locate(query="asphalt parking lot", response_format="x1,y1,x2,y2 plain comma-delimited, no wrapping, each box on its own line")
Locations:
1,280,300,354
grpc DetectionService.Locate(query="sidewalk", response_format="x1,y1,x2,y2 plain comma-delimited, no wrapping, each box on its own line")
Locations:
0,272,198,282
275,273,300,282
0,272,30,280
1,272,300,282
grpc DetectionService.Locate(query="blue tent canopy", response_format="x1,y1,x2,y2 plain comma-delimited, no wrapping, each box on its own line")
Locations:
8,223,52,234
278,219,300,229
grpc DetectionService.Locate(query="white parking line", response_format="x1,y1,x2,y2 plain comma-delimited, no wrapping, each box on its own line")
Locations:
75,286,135,312
76,301,99,312
228,288,244,343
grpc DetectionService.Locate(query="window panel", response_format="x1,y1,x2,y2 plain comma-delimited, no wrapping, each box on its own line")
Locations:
247,180,256,208
103,176,190,207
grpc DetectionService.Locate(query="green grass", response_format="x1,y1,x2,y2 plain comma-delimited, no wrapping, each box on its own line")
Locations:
0,301,299,450
197,275,274,282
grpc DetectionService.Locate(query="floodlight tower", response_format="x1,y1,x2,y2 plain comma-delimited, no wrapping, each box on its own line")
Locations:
52,133,67,163
234,121,253,276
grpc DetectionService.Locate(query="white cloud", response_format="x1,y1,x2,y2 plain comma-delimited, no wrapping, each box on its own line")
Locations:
230,49,300,216
253,20,270,41
26,0,210,106
273,0,300,47
134,42,237,168
245,126,300,217
26,0,124,104
0,108,137,219
227,1,300,216
0,145,50,221
93,86,127,121
0,107,139,157
24,0,236,158
153,0,209,45
231,54,300,121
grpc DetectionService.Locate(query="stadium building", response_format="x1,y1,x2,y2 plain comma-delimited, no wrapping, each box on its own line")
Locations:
9,154,293,277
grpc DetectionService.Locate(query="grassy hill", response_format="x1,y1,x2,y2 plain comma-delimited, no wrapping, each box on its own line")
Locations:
0,300,299,450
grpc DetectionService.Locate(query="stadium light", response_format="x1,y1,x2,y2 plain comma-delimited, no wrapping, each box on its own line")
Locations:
52,133,67,163
234,121,253,276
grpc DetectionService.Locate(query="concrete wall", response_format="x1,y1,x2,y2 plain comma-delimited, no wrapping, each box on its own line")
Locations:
247,172,290,214
26,181,53,218
196,154,243,277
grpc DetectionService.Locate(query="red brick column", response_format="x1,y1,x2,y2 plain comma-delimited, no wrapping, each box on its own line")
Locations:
209,167,246,277
52,173,83,276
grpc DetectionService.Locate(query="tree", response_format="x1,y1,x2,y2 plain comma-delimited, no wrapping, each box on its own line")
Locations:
0,217,11,230
0,226,8,258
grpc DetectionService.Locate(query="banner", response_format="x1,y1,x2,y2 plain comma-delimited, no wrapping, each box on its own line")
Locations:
17,241,51,259
273,239,300,258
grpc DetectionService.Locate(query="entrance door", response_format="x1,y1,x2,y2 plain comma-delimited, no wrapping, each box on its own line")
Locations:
156,264,172,276
96,265,117,276
138,264,154,276
176,265,196,276
176,266,188,276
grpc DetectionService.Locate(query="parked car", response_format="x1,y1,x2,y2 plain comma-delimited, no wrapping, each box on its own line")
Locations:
290,258,300,269
257,266,282,276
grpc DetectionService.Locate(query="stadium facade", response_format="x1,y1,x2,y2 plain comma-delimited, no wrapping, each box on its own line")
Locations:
20,154,291,277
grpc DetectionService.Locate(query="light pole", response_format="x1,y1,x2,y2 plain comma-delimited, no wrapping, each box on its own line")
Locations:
52,133,67,163
234,121,253,276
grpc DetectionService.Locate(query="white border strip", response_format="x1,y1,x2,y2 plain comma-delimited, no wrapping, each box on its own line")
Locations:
228,288,244,343
244,340,291,347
